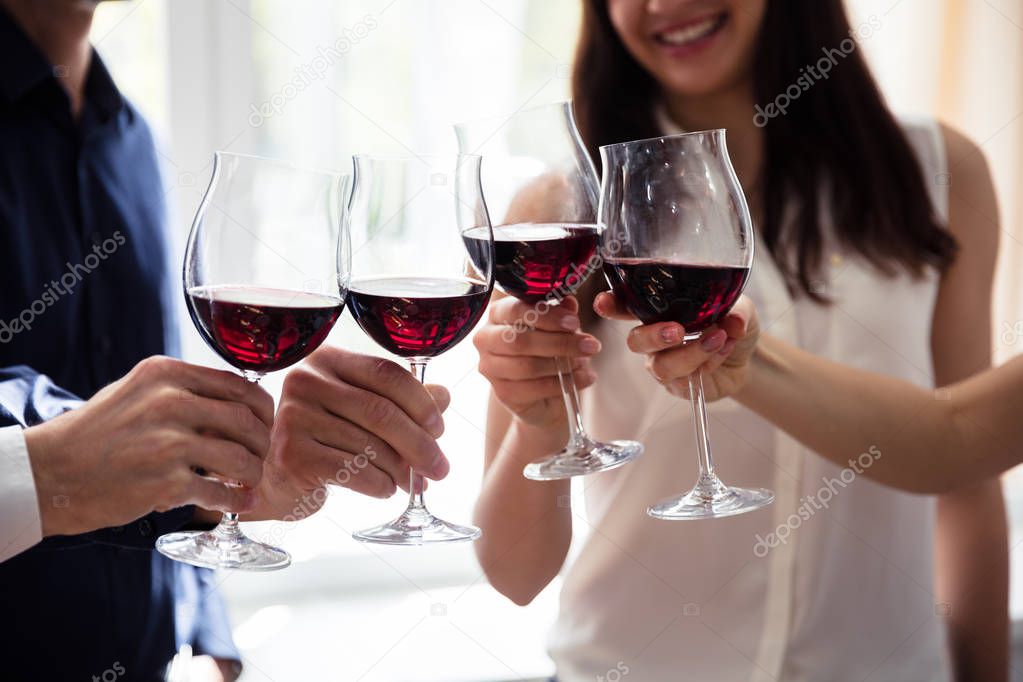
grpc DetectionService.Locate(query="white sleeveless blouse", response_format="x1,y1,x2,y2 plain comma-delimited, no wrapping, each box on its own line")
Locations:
547,118,951,681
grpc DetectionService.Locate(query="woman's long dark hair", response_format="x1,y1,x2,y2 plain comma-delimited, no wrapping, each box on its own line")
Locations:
573,0,957,300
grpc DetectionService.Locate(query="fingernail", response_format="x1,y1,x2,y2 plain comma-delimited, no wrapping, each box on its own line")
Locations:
660,326,681,344
579,337,601,354
560,315,580,331
702,330,727,352
719,339,737,356
426,412,444,438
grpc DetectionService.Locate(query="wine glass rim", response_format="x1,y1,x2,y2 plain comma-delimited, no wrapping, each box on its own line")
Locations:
452,100,572,129
214,150,345,178
598,129,727,152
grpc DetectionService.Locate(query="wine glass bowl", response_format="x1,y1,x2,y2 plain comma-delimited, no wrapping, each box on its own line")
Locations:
456,101,644,480
598,131,773,519
345,154,492,545
156,152,348,570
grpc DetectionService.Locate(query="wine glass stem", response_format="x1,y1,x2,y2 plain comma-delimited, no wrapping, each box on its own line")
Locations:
217,370,265,529
408,359,429,511
554,355,589,448
687,369,718,481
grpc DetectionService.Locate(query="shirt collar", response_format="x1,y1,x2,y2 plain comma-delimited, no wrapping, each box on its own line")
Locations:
0,5,124,119
0,5,54,105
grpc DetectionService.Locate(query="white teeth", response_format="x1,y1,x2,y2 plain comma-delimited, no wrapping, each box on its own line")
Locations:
659,16,720,46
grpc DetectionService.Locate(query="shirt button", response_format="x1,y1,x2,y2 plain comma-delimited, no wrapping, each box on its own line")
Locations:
137,519,154,537
97,335,112,355
91,231,104,246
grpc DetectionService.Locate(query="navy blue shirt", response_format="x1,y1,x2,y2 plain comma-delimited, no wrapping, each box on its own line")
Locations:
0,8,239,679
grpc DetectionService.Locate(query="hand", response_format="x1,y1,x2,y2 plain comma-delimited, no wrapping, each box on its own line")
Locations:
249,347,452,521
593,292,759,402
472,295,600,429
23,356,274,537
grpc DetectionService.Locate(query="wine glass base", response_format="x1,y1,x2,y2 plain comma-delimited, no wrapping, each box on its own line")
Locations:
353,507,481,546
156,530,291,571
523,439,644,481
647,481,774,520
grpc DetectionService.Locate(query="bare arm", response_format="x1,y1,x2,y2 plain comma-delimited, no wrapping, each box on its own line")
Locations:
474,393,572,605
472,295,599,604
594,293,1023,492
929,124,1007,682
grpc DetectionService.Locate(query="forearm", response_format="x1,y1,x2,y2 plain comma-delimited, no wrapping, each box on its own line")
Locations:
936,481,1008,682
474,417,571,605
738,334,976,492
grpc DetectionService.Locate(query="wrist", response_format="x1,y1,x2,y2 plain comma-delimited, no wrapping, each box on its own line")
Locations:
506,417,569,465
23,421,68,537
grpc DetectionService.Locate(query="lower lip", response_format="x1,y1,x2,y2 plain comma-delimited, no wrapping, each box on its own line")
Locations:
656,15,727,58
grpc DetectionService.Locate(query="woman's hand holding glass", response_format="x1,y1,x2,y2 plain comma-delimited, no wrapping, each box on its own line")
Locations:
594,293,758,404
473,295,600,430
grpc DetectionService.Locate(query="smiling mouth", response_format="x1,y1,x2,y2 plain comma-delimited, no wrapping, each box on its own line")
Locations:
654,12,728,48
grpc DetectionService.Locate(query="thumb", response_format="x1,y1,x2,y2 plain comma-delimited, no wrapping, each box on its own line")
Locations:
189,478,257,515
424,384,451,413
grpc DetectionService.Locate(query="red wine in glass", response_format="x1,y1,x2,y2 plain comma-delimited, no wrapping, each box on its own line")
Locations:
346,277,491,358
463,223,598,302
188,285,344,373
602,259,749,335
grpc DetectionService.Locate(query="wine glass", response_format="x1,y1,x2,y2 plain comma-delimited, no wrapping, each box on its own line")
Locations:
156,152,348,569
455,101,644,480
346,154,493,545
598,131,774,519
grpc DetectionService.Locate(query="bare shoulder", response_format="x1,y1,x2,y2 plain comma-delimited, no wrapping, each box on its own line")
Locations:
937,122,999,244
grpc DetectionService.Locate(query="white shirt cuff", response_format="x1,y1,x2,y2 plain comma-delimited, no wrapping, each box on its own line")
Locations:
0,424,42,562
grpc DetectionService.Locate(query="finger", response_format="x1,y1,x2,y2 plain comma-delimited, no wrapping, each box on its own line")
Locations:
187,476,257,514
645,333,727,383
293,438,398,499
424,384,450,414
289,366,449,479
180,395,271,458
175,363,276,427
307,349,445,439
593,291,636,321
188,437,264,489
285,404,408,487
474,325,601,359
491,367,597,405
487,295,582,332
625,322,688,354
479,355,586,381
